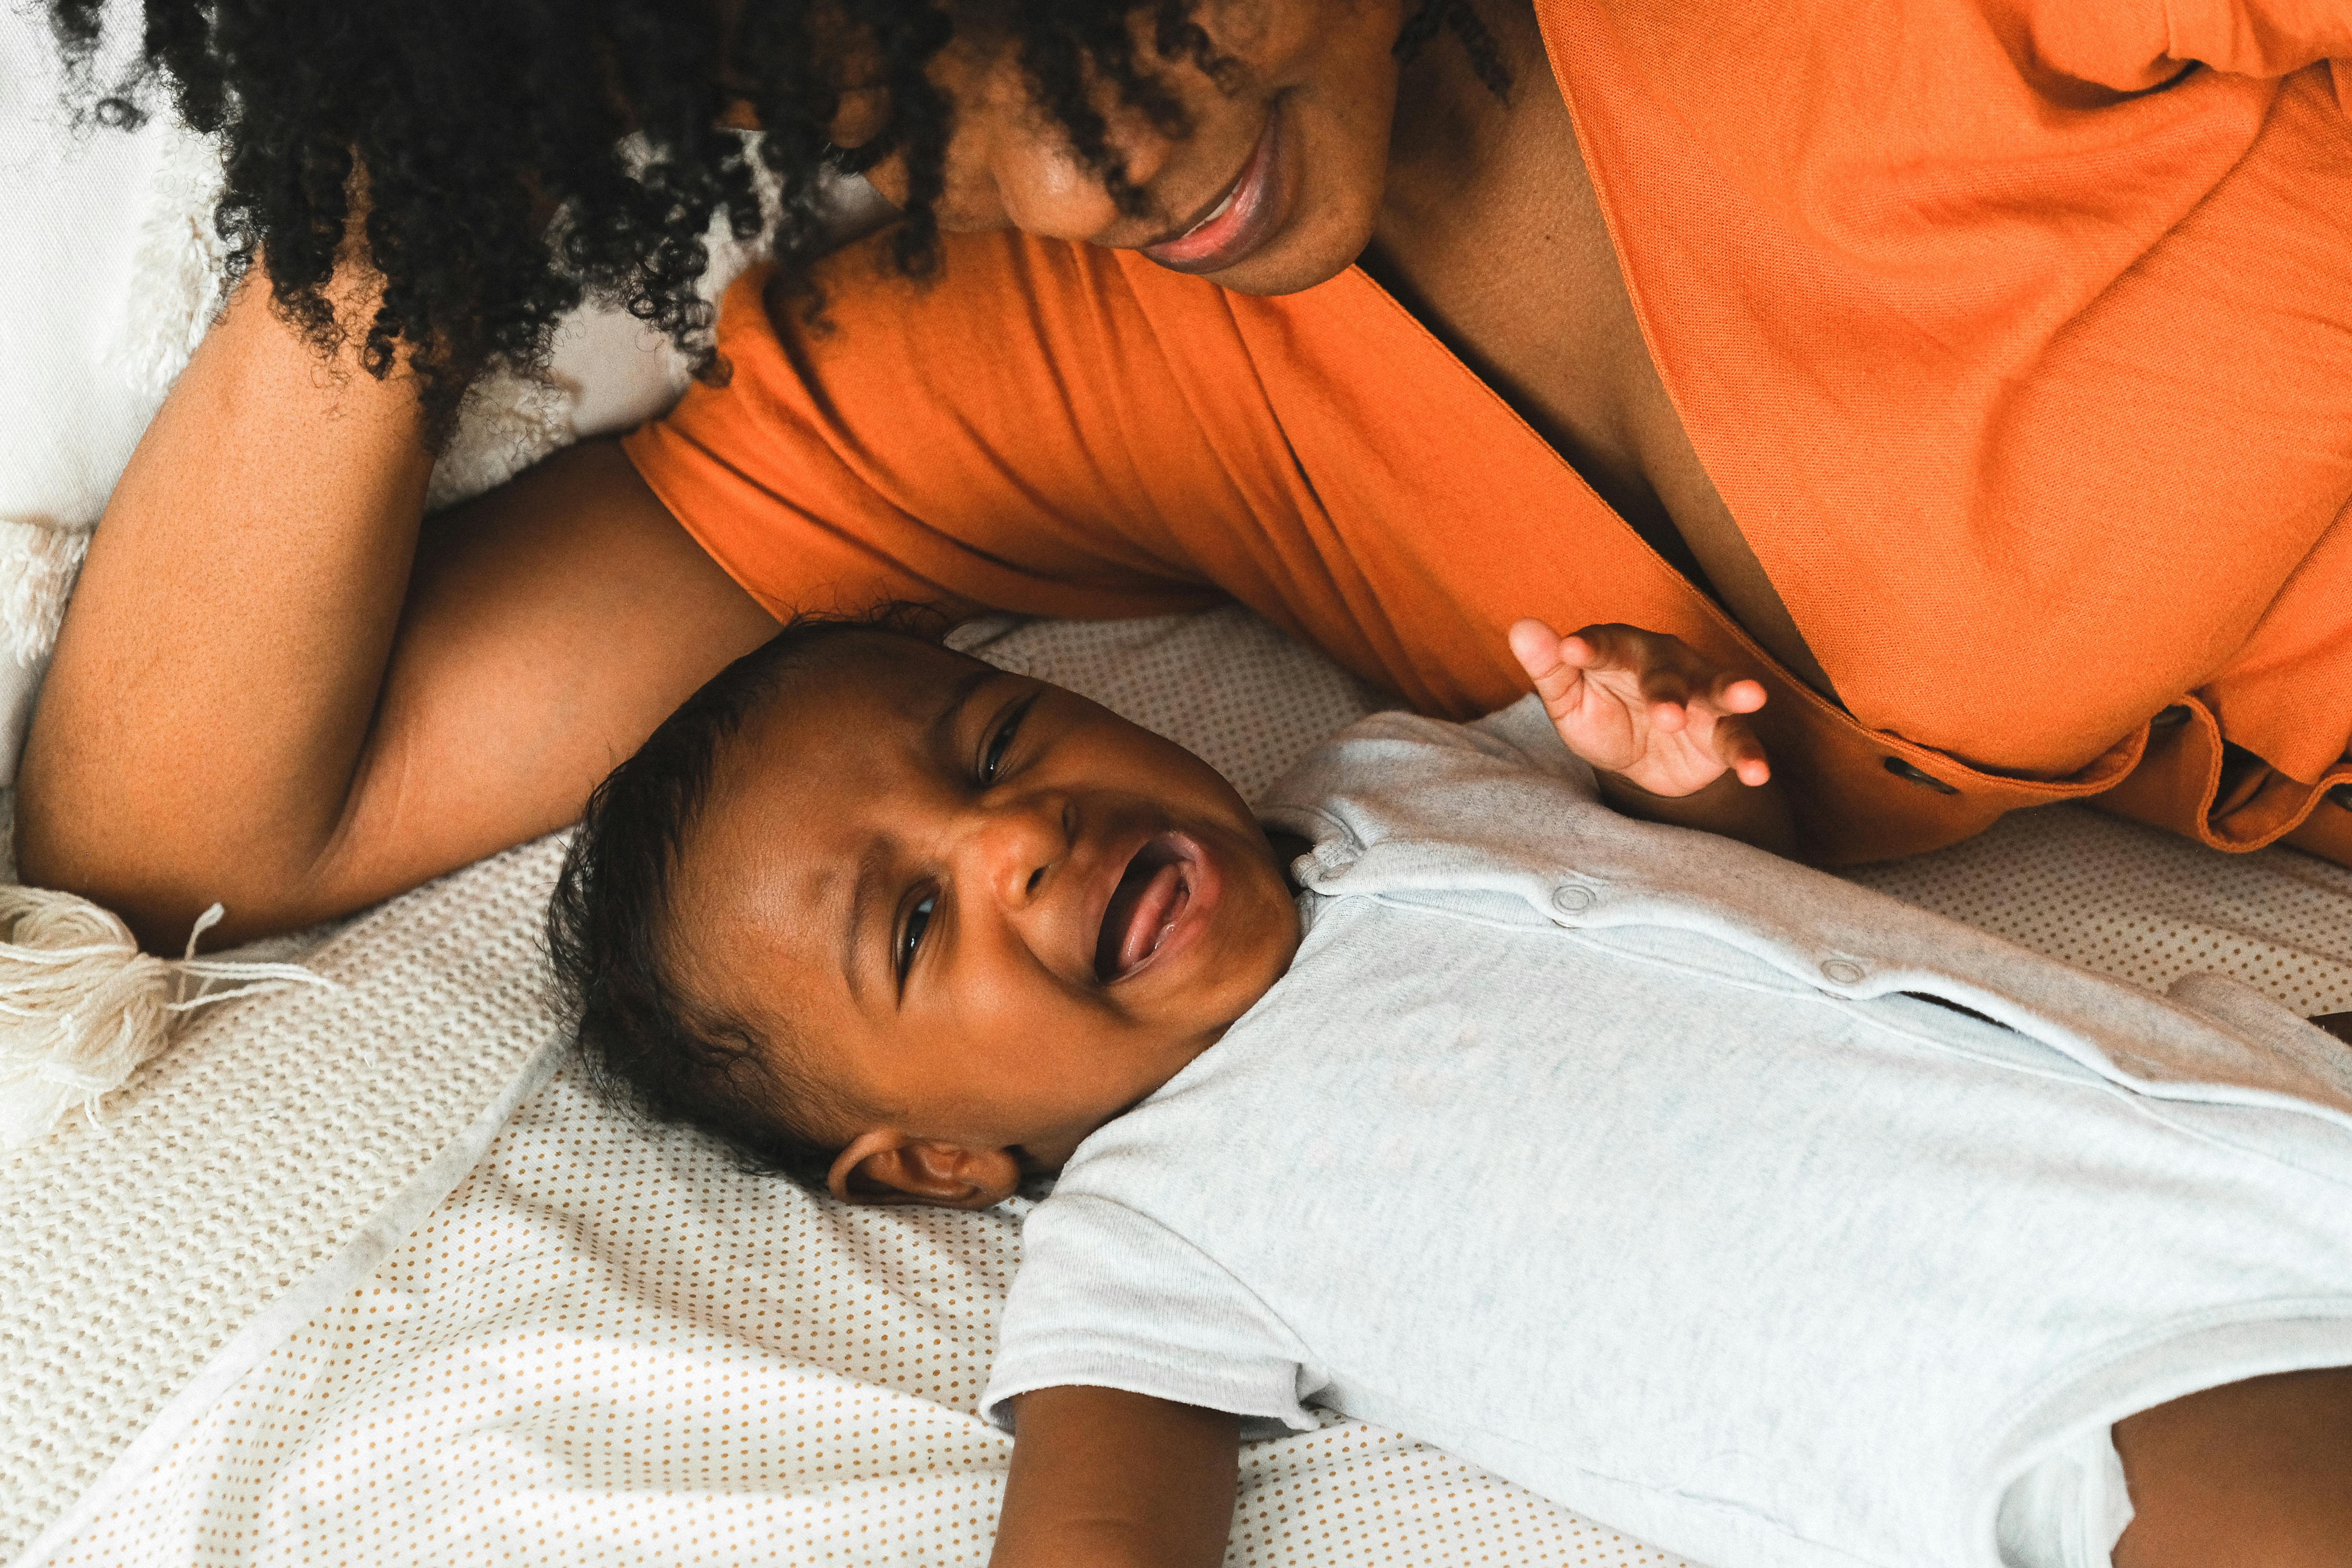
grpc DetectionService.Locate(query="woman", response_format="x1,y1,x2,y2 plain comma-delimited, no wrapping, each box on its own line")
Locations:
21,0,2352,951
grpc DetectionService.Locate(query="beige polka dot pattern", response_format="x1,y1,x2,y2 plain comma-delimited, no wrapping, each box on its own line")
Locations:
40,1063,1697,1567
20,607,2352,1567
2,835,569,1566
1849,802,2352,1015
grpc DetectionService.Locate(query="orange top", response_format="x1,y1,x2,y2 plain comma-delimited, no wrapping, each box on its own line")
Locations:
624,0,2352,866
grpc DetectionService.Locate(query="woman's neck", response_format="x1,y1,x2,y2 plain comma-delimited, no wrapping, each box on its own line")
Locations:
1363,1,1842,699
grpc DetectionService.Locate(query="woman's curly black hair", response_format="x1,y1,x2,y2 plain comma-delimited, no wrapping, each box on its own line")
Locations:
47,0,1504,441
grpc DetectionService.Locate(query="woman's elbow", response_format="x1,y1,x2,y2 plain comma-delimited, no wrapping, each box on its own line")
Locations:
12,769,307,953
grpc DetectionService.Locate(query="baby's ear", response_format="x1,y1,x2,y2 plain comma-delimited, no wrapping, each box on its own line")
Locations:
829,1131,1020,1210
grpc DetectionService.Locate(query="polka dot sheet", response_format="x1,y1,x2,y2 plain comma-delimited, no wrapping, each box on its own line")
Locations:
24,607,2352,1568
1,836,569,1568
1848,804,2352,1015
42,1064,1686,1568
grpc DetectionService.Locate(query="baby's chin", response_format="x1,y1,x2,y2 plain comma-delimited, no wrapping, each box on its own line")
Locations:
1166,819,1302,1011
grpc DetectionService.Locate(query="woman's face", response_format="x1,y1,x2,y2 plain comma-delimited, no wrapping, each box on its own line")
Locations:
835,0,1410,297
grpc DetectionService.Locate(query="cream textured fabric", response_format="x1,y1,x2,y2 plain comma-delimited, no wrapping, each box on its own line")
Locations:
14,607,2352,1568
0,839,570,1566
31,1063,1690,1568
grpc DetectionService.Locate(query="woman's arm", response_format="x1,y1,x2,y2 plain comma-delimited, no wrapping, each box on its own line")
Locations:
17,265,778,949
991,1386,1240,1568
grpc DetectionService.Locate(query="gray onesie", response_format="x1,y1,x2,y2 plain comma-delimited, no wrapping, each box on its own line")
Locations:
979,698,2352,1568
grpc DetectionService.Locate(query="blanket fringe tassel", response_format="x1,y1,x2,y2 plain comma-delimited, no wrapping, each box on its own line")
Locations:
0,887,335,1149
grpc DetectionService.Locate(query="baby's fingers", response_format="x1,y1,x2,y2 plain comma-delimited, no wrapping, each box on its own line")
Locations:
1553,622,1660,677
1687,672,1771,776
1712,713,1773,787
1508,617,1565,678
1509,618,1589,714
1550,622,1693,723
1710,672,1769,715
1634,661,1697,734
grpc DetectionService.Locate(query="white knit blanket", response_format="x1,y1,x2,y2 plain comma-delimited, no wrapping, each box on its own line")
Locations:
9,607,2352,1568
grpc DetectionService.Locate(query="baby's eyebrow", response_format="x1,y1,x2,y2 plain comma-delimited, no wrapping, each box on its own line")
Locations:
926,663,1000,755
841,839,891,1004
840,664,999,1004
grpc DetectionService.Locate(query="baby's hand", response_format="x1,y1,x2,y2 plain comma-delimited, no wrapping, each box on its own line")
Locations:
1508,619,1772,798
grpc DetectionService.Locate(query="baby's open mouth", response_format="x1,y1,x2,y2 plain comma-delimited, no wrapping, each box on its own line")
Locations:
1093,835,1196,983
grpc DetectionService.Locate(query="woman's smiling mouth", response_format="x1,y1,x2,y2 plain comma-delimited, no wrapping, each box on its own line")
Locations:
1092,832,1216,982
1140,101,1291,275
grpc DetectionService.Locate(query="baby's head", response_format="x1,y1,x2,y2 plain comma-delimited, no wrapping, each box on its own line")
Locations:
548,615,1301,1209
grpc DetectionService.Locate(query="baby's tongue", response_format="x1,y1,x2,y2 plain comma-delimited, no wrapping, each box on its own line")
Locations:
1101,858,1187,980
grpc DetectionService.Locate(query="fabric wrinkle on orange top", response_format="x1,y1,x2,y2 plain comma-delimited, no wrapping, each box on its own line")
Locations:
623,0,2352,868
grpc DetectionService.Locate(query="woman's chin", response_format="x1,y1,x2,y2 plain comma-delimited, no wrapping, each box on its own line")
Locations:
1199,247,1360,297
1191,203,1380,297
1191,115,1390,297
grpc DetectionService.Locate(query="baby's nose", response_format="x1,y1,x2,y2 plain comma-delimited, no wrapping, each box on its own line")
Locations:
968,795,1074,909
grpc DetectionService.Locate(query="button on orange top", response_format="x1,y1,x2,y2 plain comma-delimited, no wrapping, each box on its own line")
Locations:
624,0,2352,865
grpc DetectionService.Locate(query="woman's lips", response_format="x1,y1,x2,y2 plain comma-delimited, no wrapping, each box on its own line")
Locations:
1140,103,1288,275
1092,832,1220,983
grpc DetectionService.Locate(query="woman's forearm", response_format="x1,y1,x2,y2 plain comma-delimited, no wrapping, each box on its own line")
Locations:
21,253,783,950
19,266,432,945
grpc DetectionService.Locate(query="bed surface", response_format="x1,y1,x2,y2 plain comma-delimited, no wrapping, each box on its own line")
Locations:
13,608,2352,1568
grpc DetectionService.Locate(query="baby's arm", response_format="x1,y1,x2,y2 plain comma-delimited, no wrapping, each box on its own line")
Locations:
990,1386,1240,1568
1510,620,1796,856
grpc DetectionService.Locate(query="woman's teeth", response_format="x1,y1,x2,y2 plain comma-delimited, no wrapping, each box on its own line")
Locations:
1182,188,1238,239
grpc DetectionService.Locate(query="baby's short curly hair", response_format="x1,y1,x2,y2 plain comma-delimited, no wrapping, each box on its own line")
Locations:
544,608,940,1187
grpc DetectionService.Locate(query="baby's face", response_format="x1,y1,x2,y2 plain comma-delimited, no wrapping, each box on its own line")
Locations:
672,634,1301,1205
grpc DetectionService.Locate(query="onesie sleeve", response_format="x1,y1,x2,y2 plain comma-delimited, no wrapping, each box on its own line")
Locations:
980,1193,1322,1440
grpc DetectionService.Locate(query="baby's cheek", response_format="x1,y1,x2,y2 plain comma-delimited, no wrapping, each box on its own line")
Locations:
1217,864,1306,990
962,967,1127,1080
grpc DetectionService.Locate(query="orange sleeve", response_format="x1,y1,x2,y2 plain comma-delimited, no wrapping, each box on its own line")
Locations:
621,232,1252,624
2165,0,2352,76
2018,0,2352,93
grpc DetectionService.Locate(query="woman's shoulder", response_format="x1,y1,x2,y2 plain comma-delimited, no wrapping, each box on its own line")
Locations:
621,225,1303,625
722,228,1258,384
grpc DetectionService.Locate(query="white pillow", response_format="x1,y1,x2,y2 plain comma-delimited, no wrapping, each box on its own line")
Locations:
0,0,177,772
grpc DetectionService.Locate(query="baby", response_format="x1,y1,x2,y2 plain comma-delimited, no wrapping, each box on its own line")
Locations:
547,614,2352,1568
